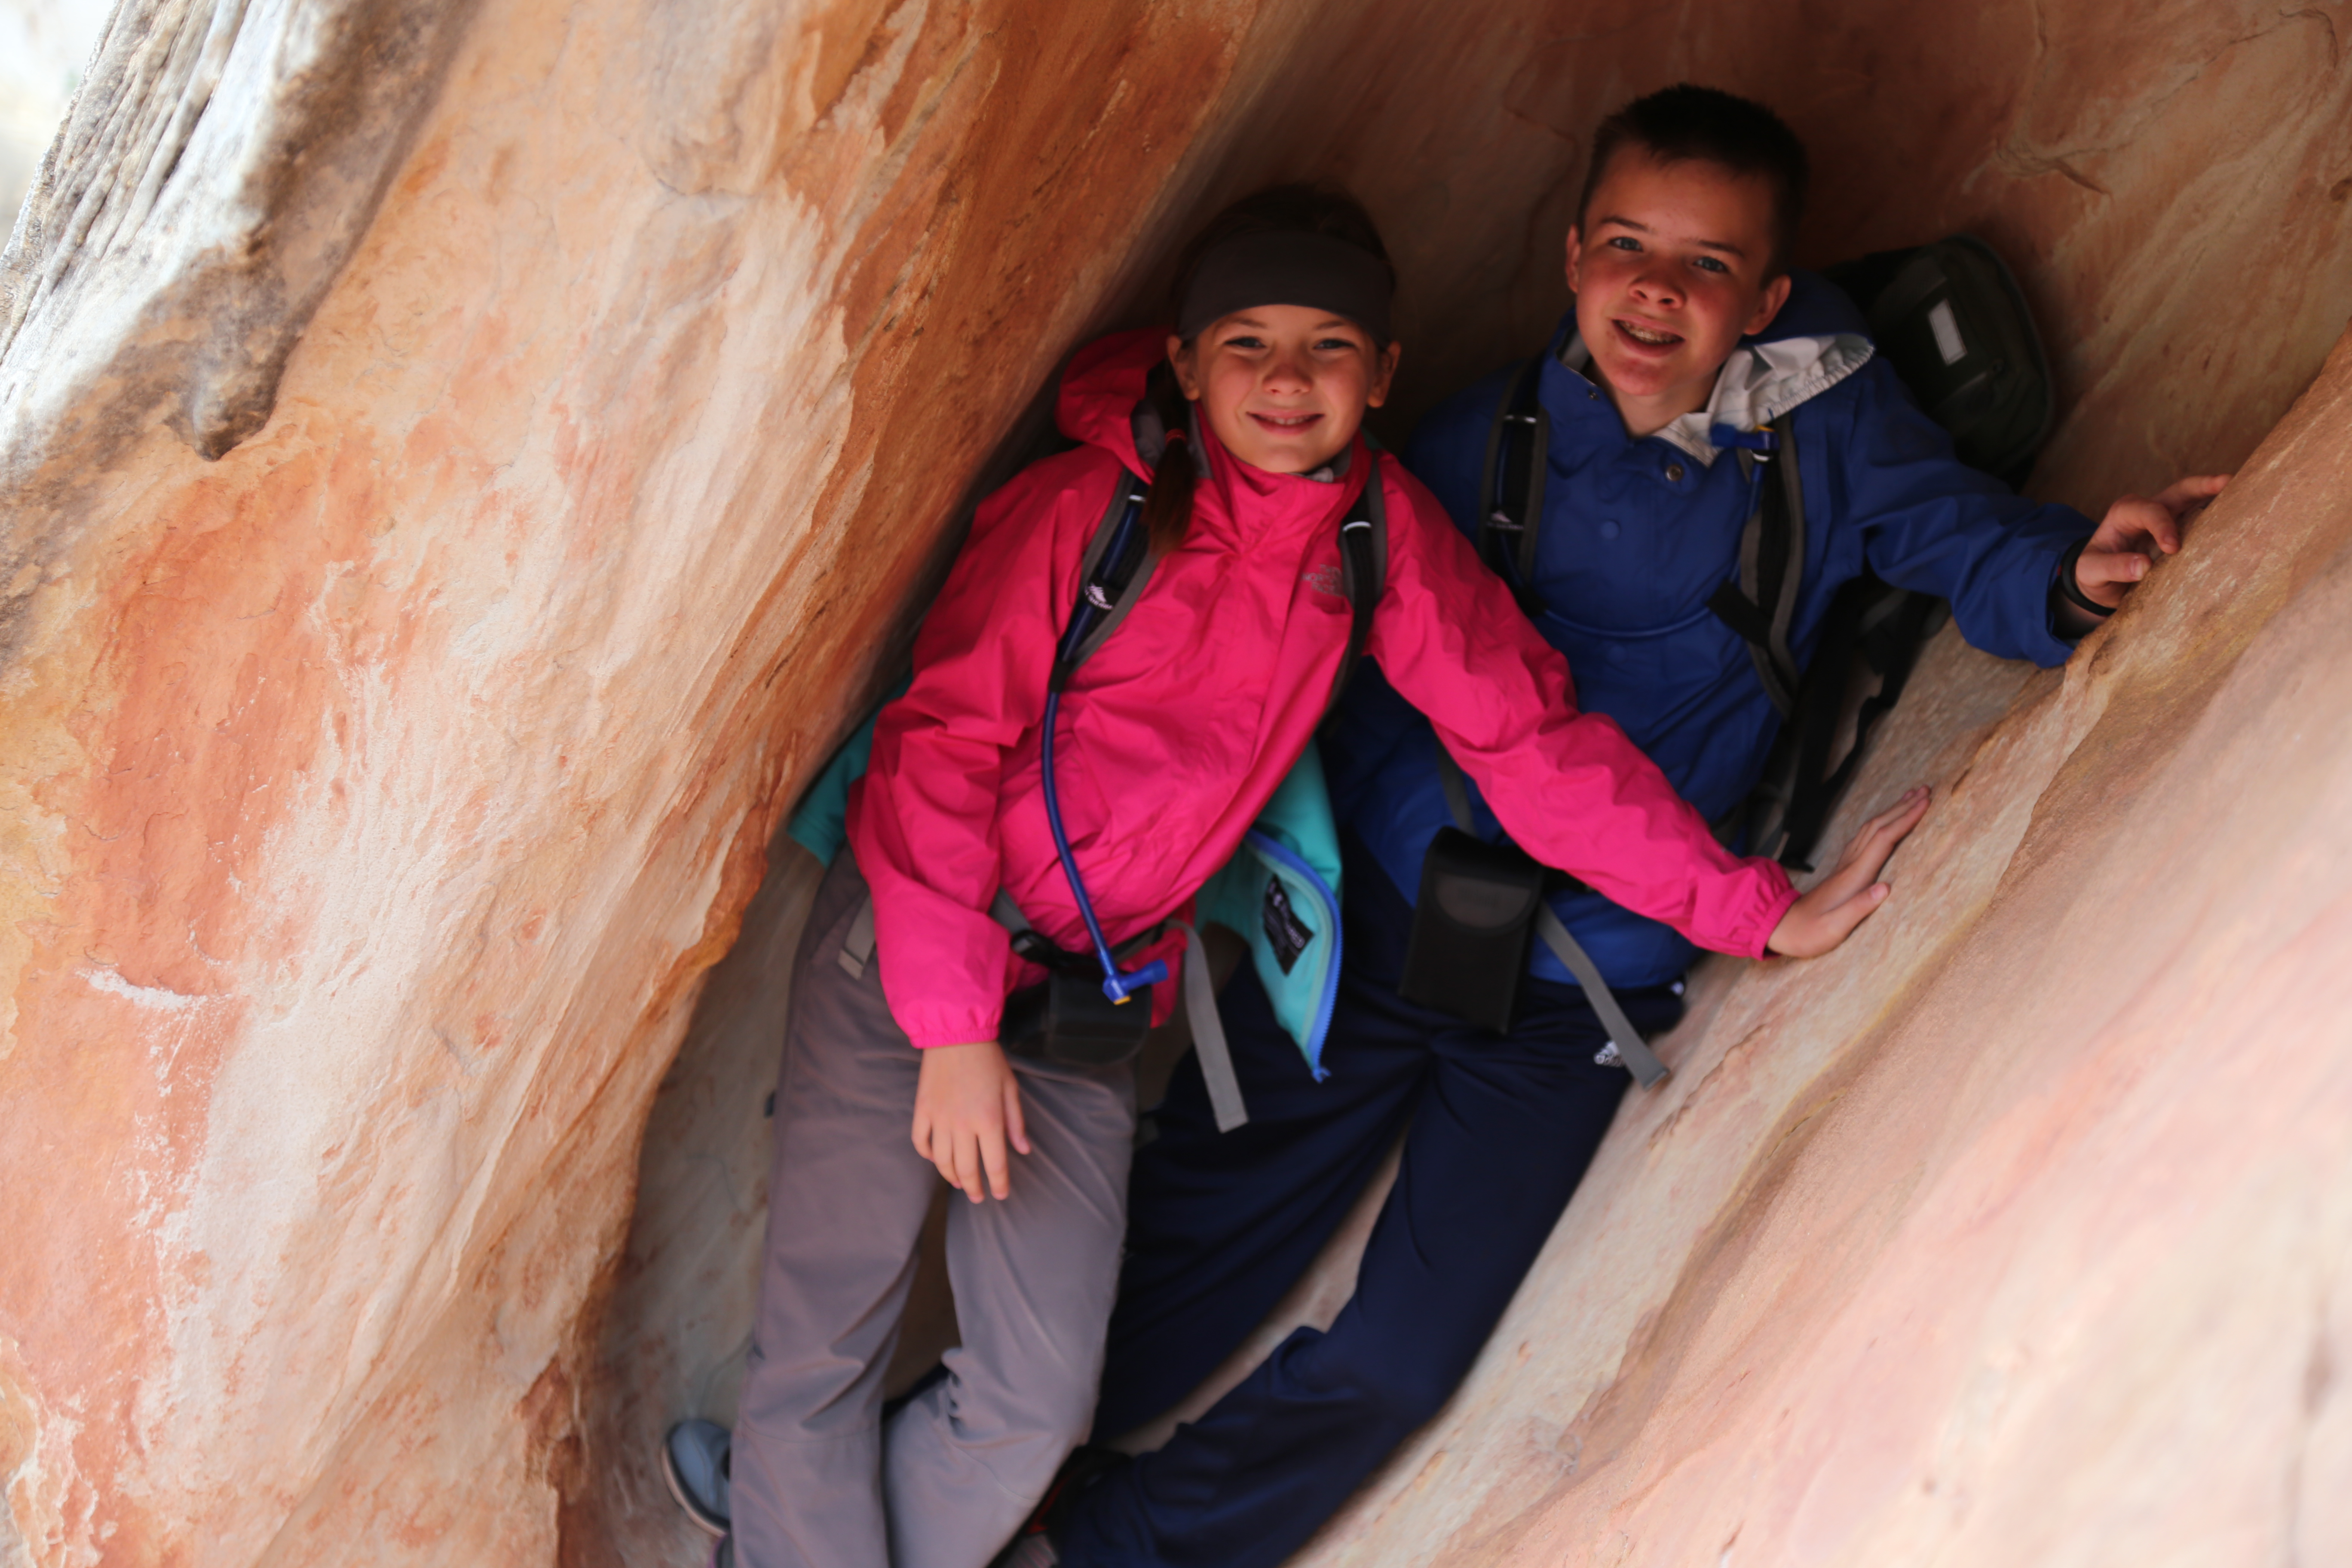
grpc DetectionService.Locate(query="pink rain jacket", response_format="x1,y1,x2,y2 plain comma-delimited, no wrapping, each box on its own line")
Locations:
848,330,1799,1047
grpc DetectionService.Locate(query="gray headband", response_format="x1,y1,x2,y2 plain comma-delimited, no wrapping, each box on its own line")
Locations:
1175,230,1393,343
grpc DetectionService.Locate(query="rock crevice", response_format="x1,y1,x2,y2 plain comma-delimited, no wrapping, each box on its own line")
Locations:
0,1,2348,1564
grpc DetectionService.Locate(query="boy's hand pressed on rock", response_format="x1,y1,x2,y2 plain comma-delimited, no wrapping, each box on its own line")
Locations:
2073,474,2231,611
1766,785,1932,958
912,1040,1031,1203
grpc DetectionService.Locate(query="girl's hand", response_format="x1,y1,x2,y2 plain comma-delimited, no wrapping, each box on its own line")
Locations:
1766,786,1932,958
911,1041,1032,1202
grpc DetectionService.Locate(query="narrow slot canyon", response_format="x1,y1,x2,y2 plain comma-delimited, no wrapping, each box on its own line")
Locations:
2,0,2350,1564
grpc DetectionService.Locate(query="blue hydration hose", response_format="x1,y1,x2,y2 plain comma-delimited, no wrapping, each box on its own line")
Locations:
1041,483,1168,1006
1040,689,1167,1004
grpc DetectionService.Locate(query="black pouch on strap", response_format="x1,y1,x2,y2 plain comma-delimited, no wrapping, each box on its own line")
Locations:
996,918,1161,1069
1398,827,1546,1033
1001,972,1154,1068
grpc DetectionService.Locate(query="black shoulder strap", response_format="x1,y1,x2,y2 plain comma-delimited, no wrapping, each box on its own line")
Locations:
1706,419,1805,716
1707,417,1944,871
1051,457,1385,720
1326,454,1387,722
1772,582,1944,868
1476,356,1547,614
1050,470,1154,691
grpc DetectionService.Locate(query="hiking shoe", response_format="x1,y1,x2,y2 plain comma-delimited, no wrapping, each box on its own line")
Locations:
661,1419,731,1537
986,1446,1131,1568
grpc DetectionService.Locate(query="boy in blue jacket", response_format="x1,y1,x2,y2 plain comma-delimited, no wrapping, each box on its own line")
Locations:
1041,86,2224,1568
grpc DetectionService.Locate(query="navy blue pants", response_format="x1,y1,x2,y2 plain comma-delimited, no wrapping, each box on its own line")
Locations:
1060,836,1683,1568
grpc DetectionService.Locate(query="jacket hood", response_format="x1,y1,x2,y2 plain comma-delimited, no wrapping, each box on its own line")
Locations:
1558,269,1875,466
1057,328,1168,479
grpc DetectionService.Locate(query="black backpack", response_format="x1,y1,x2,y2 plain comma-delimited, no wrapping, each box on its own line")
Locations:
1481,234,2055,870
1823,236,2053,486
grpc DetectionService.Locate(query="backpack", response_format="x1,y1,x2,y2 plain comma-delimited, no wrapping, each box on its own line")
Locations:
1480,233,2055,872
787,455,1388,1126
1822,235,2053,486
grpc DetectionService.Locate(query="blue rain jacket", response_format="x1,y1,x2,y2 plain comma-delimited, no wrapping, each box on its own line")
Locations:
1329,270,2095,989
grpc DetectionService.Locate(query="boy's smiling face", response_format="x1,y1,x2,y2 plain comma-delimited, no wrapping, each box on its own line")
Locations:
1170,305,1400,475
1567,150,1792,438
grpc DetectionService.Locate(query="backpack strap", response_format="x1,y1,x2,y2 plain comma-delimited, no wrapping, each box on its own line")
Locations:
1534,906,1669,1090
1055,456,1381,710
1050,470,1155,690
1476,356,1547,613
1706,419,1805,717
1770,582,1944,868
1704,419,1939,871
1177,921,1248,1131
1327,455,1387,720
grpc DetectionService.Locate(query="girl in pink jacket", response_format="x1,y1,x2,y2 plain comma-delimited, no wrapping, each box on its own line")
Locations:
682,187,1908,1568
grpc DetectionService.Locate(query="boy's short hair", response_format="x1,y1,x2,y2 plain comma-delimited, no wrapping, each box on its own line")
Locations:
1577,85,1810,277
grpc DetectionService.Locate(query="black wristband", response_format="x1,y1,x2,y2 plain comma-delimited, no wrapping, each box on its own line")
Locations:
2055,537,2115,619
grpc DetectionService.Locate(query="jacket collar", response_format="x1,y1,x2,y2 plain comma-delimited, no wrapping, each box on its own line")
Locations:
1553,272,1875,466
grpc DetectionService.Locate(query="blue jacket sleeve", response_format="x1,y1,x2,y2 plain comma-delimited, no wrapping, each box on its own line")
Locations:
1828,357,2092,668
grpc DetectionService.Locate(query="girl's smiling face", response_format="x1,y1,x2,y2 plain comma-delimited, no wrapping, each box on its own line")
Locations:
1169,305,1400,474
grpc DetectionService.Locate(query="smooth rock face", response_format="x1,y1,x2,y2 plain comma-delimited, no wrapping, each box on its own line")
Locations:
0,1,2348,1566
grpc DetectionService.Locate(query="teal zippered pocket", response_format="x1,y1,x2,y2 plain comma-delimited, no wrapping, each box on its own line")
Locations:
791,699,1346,1078
1197,744,1346,1079
1231,830,1342,1078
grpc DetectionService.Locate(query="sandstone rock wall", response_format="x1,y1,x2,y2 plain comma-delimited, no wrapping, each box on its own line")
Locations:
0,0,2347,1565
1303,322,2352,1567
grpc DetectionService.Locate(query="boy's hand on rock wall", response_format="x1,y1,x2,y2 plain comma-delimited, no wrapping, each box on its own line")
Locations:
912,1040,1032,1203
2075,474,2231,609
1767,786,1932,958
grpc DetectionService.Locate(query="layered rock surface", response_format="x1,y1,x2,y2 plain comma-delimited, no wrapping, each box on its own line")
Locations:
0,0,2348,1564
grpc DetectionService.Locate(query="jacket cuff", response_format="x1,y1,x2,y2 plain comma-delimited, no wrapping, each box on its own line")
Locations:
1740,866,1803,959
902,1006,1005,1049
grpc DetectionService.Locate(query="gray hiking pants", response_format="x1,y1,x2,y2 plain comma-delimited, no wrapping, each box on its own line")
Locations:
732,848,1136,1568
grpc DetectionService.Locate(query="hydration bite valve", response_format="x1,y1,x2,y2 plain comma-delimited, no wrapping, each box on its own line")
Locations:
1104,961,1170,1005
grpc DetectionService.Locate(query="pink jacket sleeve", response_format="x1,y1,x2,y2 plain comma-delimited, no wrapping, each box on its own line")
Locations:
1366,468,1799,958
848,461,1080,1048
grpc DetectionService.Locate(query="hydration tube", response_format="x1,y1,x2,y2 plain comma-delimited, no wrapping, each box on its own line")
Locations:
1041,483,1169,1006
1040,689,1168,1004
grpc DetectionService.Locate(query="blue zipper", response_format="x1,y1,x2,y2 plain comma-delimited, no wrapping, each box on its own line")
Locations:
1242,829,1341,1081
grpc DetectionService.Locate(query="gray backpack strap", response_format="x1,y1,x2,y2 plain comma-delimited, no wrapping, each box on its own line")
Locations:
1179,922,1247,1132
1433,750,1669,1089
1327,457,1387,721
1760,422,1806,700
1533,908,1669,1088
989,888,1031,934
1715,420,1806,716
837,894,878,979
1475,355,1548,613
1060,471,1156,679
845,889,1034,980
